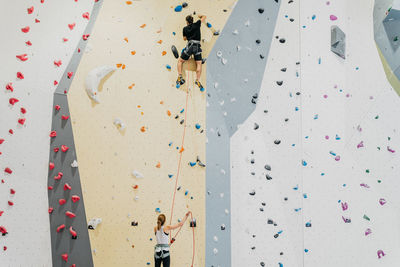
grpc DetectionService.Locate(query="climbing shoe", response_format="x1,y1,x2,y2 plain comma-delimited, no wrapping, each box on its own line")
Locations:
195,80,204,92
176,75,185,88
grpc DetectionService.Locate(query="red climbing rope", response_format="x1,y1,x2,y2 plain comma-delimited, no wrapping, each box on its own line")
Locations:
168,71,196,267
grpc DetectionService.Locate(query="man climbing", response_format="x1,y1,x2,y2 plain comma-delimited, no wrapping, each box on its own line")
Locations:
176,14,207,91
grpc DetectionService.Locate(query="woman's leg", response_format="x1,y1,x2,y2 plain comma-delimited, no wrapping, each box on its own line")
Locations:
162,256,170,267
155,257,161,267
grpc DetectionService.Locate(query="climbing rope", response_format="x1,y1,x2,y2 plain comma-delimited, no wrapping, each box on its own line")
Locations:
168,70,196,267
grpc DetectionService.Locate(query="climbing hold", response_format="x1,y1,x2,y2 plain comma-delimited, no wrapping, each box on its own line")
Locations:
56,224,66,233
174,5,183,12
61,253,68,262
85,65,116,103
206,22,212,28
61,145,69,152
71,160,78,168
132,170,144,178
190,219,196,227
71,195,80,203
166,64,171,70
114,118,126,130
69,227,77,239
59,199,66,205
88,218,102,230
182,2,188,8
258,8,264,14
155,208,161,213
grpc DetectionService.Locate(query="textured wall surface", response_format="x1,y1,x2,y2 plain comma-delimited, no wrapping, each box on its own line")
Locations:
0,0,93,266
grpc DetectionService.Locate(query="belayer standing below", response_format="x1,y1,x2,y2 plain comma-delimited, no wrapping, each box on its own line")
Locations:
176,14,207,91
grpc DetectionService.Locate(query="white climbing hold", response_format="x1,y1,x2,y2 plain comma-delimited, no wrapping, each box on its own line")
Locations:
216,51,223,58
219,100,224,106
71,160,78,168
85,65,116,103
88,218,102,230
230,97,236,102
213,236,218,242
113,118,126,130
134,196,139,201
225,209,229,214
221,58,228,65
232,29,239,35
221,169,226,175
244,19,250,27
213,248,218,254
236,45,241,51
214,82,219,88
132,170,144,178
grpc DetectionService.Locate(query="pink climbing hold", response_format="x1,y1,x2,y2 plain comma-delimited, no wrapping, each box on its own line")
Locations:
67,72,74,79
341,202,348,211
4,167,12,174
48,207,54,213
62,253,68,262
54,172,63,180
379,198,386,205
18,118,26,125
54,60,62,67
335,155,340,161
357,141,364,148
27,6,34,14
387,146,395,153
71,195,80,203
17,72,24,79
61,115,69,120
56,224,66,232
365,228,372,236
377,250,385,259
68,23,76,30
69,226,77,238
65,211,76,218
26,40,32,46
21,107,27,114
21,26,30,33
82,34,90,40
330,15,337,21
55,105,61,111
10,189,15,195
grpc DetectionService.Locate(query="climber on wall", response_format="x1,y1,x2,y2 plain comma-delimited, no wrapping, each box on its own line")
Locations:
154,212,190,267
176,14,207,91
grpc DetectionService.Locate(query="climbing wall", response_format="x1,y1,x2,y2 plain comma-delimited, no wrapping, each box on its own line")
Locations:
0,0,94,266
67,0,234,266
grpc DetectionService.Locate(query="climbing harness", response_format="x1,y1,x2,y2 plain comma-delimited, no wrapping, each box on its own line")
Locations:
182,40,202,58
154,244,170,260
168,72,196,267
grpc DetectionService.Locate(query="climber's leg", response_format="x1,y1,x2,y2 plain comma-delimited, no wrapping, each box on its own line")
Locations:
162,256,170,267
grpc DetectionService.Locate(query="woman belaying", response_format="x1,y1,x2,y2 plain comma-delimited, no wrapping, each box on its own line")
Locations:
154,212,190,267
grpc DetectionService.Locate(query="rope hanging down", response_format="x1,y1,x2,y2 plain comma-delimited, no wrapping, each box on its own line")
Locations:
168,71,196,267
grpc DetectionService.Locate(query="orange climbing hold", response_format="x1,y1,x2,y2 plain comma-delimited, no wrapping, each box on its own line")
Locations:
140,23,146,28
128,83,135,89
167,110,171,116
132,185,138,189
131,50,136,55
140,126,146,132
124,37,129,42
126,1,132,5
157,40,162,44
162,51,167,56
179,147,184,153
156,162,161,168
116,63,123,68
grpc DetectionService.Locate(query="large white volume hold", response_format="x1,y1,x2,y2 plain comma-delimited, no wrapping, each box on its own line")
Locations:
85,65,116,103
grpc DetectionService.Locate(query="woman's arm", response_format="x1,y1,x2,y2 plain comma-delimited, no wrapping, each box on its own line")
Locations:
164,212,190,231
198,14,207,23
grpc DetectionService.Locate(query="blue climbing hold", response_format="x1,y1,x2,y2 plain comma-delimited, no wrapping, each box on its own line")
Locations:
174,5,183,12
206,22,212,28
180,108,184,113
195,123,201,129
168,174,173,178
185,190,189,196
189,162,196,167
302,160,307,166
155,208,161,213
168,142,173,146
173,32,176,35
279,263,283,267
166,64,171,70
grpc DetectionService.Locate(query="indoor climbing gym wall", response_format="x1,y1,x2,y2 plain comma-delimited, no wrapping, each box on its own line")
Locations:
2,0,400,267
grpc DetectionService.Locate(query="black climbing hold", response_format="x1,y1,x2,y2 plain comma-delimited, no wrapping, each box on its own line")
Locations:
274,234,279,238
260,54,265,59
213,30,220,36
260,262,265,267
289,18,295,22
249,190,256,196
275,0,279,2
279,38,286,43
221,225,225,230
254,123,259,130
175,115,179,119
223,9,227,12
280,252,284,255
266,174,272,180
276,81,283,86
251,172,255,175
171,45,179,59
289,0,293,3
263,110,268,113
260,207,264,212
251,246,256,250
264,164,271,171
256,39,261,44
285,118,289,122
252,235,256,238
281,67,287,72
190,219,196,227
131,221,138,226
284,197,288,201
251,150,254,154
180,119,184,124
261,202,266,206
258,8,264,14
182,2,188,8
251,159,255,164
193,11,196,15
274,140,281,144
296,61,300,65
296,92,301,95
267,219,273,224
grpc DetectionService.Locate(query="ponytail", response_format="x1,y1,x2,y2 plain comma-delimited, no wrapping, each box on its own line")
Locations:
157,214,166,231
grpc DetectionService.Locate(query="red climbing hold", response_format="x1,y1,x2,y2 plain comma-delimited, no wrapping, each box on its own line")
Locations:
0,139,4,144
65,211,76,218
26,40,32,46
61,145,69,152
21,107,27,114
48,207,54,213
62,253,68,262
16,54,28,61
0,226,7,235
27,6,34,14
9,129,13,134
35,19,40,23
64,183,72,191
6,83,14,92
4,167,12,174
63,38,69,42
54,60,62,67
9,98,19,105
17,72,24,79
8,201,14,206
21,26,30,33
49,131,57,137
82,34,90,40
82,12,90,19
55,105,61,111
0,211,3,216
57,224,66,232
10,189,15,195
62,115,69,120
54,172,63,180
54,147,60,153
71,195,80,203
69,226,77,238
54,80,58,86
49,162,55,170
18,118,26,125
67,72,73,79
68,23,76,30
59,199,66,205
48,186,53,190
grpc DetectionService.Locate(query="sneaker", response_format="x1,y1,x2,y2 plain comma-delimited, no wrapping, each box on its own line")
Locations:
195,80,204,92
176,75,185,88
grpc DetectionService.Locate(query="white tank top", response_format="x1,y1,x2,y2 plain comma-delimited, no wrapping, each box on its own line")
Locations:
156,226,169,245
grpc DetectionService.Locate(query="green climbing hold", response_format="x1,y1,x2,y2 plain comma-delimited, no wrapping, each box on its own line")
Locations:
366,169,370,173
363,214,370,221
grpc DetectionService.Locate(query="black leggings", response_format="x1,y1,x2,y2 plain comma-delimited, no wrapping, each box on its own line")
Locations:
155,256,170,267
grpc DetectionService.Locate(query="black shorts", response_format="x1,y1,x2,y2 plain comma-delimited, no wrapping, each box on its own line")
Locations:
181,43,202,61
